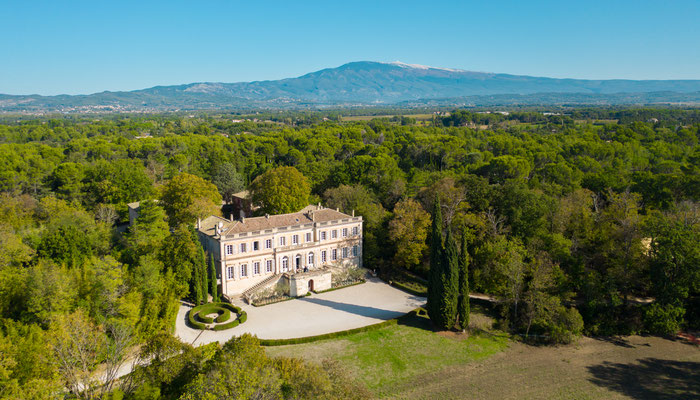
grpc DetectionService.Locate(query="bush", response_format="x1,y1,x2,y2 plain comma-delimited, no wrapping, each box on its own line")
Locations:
644,303,685,335
213,319,240,331
187,309,206,330
548,306,584,344
216,308,231,323
239,311,247,324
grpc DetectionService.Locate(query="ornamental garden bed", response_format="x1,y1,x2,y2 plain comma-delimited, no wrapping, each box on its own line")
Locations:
187,302,247,331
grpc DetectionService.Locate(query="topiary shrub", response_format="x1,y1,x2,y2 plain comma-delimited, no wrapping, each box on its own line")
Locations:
216,308,231,323
213,319,240,331
188,302,247,331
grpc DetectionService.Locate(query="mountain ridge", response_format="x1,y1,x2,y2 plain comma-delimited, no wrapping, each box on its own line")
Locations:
2,61,700,112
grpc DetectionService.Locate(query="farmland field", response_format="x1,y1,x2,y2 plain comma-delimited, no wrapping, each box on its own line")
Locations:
266,311,700,399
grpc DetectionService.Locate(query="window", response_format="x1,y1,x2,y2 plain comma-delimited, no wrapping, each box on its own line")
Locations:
253,262,260,275
266,259,273,273
253,241,259,251
281,257,289,272
331,230,338,239
305,232,312,242
240,243,247,253
227,266,234,279
352,226,358,235
342,247,348,258
240,264,248,277
225,245,234,255
279,236,286,246
308,253,314,266
331,249,337,261
342,228,348,237
292,234,299,245
352,245,358,257
321,250,327,263
265,239,272,249
320,231,327,241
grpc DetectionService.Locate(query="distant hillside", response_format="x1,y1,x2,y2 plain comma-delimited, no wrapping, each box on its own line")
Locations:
2,61,700,112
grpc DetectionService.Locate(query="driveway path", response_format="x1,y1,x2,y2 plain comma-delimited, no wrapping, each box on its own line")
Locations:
175,277,425,346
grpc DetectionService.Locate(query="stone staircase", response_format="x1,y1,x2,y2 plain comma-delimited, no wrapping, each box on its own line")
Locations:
242,274,280,304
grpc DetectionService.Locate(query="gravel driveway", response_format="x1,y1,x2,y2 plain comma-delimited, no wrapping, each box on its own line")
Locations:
175,277,426,345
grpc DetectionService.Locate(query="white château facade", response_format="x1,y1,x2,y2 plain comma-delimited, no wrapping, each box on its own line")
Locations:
197,204,363,297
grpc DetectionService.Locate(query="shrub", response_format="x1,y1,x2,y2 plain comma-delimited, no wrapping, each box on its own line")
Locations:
216,309,231,323
239,311,247,324
644,303,685,335
548,306,584,344
213,319,240,331
187,309,206,330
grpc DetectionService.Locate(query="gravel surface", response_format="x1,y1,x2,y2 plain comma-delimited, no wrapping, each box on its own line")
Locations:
175,277,426,345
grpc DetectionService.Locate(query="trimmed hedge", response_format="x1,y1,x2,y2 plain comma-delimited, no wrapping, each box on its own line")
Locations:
259,309,420,346
390,281,427,297
216,308,231,323
187,302,246,331
213,319,239,331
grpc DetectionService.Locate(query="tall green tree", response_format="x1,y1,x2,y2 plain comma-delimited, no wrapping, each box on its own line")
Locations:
457,231,470,331
249,166,310,214
427,194,443,324
198,245,208,304
209,253,219,302
436,228,459,330
211,162,245,204
192,254,202,306
388,198,431,273
160,173,222,227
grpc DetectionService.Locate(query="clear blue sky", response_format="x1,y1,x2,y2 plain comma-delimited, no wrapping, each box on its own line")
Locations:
2,0,699,95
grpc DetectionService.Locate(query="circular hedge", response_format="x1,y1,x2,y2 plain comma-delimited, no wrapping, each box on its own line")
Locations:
187,302,247,331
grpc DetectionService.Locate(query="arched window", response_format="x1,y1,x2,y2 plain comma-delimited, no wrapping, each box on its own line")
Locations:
308,252,314,267
282,256,289,272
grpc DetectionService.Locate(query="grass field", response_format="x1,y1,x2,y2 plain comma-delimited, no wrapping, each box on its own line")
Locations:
266,309,700,399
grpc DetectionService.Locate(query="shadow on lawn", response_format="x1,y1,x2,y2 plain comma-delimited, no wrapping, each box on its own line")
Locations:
587,358,700,400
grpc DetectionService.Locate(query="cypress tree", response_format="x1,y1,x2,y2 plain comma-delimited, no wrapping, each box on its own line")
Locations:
198,246,208,304
209,253,219,302
427,194,443,323
437,228,459,330
192,253,202,305
457,231,470,332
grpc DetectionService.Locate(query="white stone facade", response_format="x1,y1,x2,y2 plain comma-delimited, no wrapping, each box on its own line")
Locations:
198,205,363,297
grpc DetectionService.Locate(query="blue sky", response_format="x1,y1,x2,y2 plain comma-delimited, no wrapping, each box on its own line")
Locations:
2,0,699,95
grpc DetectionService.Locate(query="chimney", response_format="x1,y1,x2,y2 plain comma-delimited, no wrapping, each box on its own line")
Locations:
229,214,234,222
352,209,355,217
197,218,201,229
265,214,269,219
336,207,339,212
241,217,245,223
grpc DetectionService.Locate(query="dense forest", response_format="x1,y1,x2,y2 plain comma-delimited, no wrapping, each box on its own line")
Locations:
0,108,698,398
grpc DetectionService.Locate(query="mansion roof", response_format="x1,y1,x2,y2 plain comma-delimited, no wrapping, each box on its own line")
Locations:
197,205,358,238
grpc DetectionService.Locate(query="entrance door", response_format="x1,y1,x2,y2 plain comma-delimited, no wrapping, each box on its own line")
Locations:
295,255,301,271
308,279,314,292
